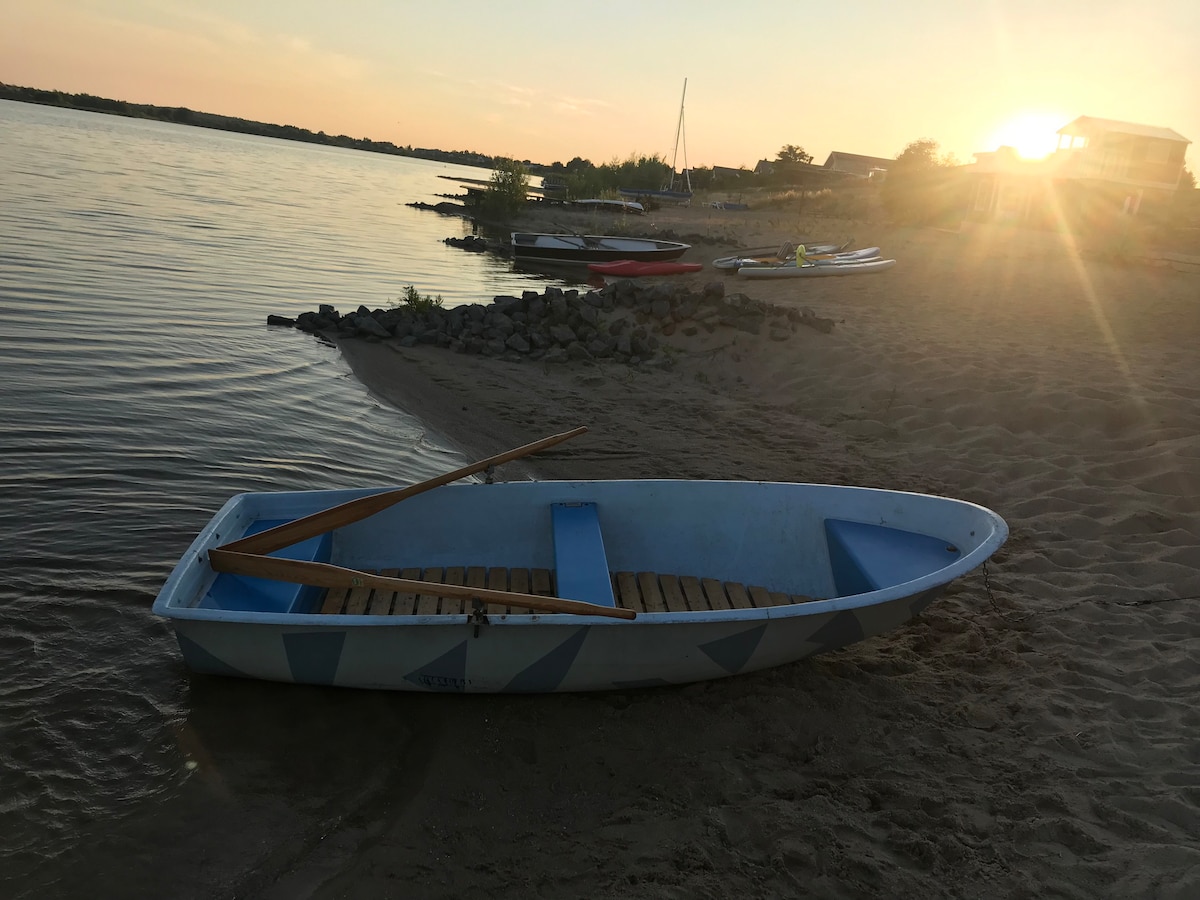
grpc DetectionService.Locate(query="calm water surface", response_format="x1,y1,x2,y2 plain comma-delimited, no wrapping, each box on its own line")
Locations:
0,101,579,896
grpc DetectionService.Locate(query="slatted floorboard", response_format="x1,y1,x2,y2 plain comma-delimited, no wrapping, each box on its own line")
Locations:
318,567,817,615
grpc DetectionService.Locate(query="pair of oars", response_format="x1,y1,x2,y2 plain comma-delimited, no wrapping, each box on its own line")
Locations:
207,426,637,620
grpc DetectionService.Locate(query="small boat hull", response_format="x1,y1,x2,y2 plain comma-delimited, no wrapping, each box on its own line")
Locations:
511,232,690,264
739,258,897,278
155,480,1006,693
588,260,703,277
716,246,880,270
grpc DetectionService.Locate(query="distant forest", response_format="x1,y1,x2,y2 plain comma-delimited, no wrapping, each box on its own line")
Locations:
0,82,515,172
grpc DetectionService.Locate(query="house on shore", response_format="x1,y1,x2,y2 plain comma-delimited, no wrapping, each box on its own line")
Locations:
965,116,1192,228
822,151,893,180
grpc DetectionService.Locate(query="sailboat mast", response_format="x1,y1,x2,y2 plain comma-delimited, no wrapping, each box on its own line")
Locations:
670,78,687,192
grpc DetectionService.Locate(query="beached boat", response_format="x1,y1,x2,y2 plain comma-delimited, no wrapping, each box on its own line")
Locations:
588,260,703,277
511,232,690,264
570,198,645,215
153,428,1007,693
738,258,897,278
712,241,854,270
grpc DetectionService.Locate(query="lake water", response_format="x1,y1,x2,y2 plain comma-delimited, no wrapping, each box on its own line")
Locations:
0,100,580,896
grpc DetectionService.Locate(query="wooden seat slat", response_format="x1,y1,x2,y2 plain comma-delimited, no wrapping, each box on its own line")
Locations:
414,567,443,616
388,567,422,615
747,585,772,608
321,586,349,615
659,574,688,612
531,568,554,597
637,572,667,613
369,568,399,615
679,575,706,610
345,569,375,615
702,577,731,610
442,566,466,615
486,566,510,615
615,571,641,611
725,581,753,610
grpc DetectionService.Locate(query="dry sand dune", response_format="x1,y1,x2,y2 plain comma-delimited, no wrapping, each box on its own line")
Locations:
324,206,1200,899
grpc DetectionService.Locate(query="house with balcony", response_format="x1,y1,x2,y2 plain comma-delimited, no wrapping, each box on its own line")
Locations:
823,151,893,180
966,116,1191,227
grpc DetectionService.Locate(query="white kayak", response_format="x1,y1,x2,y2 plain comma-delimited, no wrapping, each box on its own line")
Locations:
712,240,853,270
738,258,897,278
716,246,880,271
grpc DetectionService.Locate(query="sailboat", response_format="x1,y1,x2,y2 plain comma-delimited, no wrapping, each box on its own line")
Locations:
619,79,693,205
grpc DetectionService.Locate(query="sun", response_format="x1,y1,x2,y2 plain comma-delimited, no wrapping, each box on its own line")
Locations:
987,112,1066,159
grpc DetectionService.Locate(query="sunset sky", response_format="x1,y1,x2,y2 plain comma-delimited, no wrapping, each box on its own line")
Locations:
4,0,1197,171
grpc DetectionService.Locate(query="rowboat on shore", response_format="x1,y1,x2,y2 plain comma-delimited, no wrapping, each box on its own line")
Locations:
511,232,690,264
153,428,1007,693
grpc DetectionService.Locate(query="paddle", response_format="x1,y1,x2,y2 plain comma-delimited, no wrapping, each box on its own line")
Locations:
207,550,637,620
215,426,587,557
550,222,599,248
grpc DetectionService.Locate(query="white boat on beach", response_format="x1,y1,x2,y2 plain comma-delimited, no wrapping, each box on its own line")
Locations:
153,429,1007,693
738,258,897,278
712,240,854,270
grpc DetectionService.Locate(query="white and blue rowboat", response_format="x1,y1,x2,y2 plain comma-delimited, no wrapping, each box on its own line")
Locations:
153,428,1007,693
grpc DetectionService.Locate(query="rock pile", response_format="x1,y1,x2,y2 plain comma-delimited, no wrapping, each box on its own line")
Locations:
268,279,834,366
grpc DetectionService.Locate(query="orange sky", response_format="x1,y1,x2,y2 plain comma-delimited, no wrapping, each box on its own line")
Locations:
4,1,1196,170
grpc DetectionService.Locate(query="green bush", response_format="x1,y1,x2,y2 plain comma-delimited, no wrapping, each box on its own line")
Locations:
392,285,444,313
477,158,530,221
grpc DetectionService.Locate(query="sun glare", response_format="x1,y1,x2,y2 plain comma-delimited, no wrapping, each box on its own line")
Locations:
988,112,1065,159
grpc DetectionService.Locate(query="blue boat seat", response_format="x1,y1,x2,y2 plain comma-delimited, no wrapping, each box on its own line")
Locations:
200,520,333,614
551,502,616,607
824,518,961,597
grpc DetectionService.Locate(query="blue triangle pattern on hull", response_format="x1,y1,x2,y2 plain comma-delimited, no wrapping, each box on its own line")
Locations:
504,627,590,692
808,610,866,653
405,640,469,692
283,631,346,685
176,633,248,678
700,623,767,674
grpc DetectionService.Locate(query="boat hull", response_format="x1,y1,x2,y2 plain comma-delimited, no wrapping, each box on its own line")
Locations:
588,260,703,277
715,246,880,270
511,232,690,264
738,258,897,278
154,480,1006,693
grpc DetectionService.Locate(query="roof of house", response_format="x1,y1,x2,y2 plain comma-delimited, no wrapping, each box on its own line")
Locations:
1058,116,1190,145
823,151,893,169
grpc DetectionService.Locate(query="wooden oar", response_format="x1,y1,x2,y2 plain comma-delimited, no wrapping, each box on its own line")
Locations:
207,550,636,620
217,426,587,556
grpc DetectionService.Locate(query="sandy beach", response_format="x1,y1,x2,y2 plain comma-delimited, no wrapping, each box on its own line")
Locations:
314,203,1200,899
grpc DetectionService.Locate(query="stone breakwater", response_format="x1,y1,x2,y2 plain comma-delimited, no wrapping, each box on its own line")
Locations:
268,278,834,366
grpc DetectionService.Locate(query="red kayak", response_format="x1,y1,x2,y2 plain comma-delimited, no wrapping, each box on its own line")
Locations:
588,259,703,277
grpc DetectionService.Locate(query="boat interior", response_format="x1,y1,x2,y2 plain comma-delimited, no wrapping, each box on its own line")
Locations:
316,566,816,617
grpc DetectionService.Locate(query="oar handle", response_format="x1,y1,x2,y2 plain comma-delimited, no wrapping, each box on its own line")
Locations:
219,426,587,556
208,549,636,620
